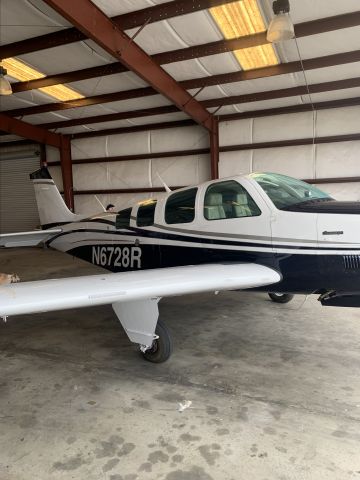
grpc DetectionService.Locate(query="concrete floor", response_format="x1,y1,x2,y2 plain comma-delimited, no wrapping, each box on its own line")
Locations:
0,248,360,480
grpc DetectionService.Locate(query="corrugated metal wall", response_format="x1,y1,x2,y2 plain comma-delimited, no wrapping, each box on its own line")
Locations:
0,151,40,233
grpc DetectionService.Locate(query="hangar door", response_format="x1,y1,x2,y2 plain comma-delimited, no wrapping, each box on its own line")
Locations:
0,156,40,233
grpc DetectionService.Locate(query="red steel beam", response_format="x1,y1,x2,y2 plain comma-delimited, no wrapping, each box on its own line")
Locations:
36,77,360,130
210,117,219,180
0,113,61,147
66,97,360,139
219,96,360,121
71,119,196,139
42,0,214,131
0,0,236,59
9,12,360,94
8,49,360,117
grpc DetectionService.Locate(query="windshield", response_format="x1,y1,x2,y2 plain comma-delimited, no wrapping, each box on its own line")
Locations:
250,172,332,209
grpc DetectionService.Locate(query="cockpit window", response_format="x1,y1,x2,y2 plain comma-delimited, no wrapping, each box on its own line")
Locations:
251,172,332,210
204,180,261,220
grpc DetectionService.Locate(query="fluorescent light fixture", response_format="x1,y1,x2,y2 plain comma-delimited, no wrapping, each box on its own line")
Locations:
0,66,12,95
2,58,84,102
210,0,279,70
267,0,295,43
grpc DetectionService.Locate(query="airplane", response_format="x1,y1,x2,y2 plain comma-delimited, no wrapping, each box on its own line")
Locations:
1,165,360,363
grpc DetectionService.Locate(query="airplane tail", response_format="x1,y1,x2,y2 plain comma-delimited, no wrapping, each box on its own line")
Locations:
30,166,81,227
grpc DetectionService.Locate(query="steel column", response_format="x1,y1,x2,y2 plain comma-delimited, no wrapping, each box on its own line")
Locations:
59,136,74,211
210,117,219,180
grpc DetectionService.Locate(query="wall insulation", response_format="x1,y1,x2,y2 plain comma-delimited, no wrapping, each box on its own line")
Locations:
47,125,210,215
219,105,360,201
45,104,360,215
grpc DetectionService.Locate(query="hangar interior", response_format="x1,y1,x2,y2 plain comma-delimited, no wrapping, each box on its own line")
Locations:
1,1,360,479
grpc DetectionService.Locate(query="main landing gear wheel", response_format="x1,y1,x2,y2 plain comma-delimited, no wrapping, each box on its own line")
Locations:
268,292,294,304
141,319,173,363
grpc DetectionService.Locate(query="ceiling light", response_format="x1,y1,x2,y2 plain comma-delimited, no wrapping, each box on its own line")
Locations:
210,0,279,70
267,0,295,43
2,58,84,102
0,66,12,95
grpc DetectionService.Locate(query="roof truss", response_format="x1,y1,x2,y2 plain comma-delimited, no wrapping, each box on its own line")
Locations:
42,0,214,131
9,11,360,94
5,50,360,118
0,0,236,59
33,77,360,130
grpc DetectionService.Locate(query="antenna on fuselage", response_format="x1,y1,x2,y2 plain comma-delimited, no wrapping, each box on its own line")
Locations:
94,195,106,212
156,172,172,193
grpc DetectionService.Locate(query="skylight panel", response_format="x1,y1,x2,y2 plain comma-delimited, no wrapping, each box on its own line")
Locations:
2,57,84,102
210,0,279,70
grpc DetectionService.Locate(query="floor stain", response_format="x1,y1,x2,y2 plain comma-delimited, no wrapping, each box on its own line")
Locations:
95,435,124,458
148,450,169,464
103,458,120,473
53,454,87,471
118,443,136,457
165,466,214,479
179,433,201,443
198,445,220,466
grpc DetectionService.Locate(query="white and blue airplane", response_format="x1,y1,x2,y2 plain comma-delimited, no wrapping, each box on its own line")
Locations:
1,166,360,363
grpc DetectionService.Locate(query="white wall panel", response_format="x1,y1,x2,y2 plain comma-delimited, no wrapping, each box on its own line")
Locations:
71,137,108,159
316,141,360,179
253,112,314,143
253,145,315,179
73,161,151,191
152,154,210,186
220,119,252,146
219,151,252,178
150,126,208,152
318,183,360,202
107,131,151,156
316,106,360,137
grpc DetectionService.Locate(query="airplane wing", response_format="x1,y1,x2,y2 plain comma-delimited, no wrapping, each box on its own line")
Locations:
0,263,281,350
0,263,280,316
0,229,62,248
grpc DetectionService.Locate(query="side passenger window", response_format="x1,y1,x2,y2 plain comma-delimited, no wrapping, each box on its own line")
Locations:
165,188,197,224
204,181,261,220
115,208,132,229
137,200,157,227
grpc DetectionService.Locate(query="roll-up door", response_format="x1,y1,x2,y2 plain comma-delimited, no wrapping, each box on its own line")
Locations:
0,156,40,233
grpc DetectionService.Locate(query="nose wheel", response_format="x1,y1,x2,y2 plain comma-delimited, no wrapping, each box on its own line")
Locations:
140,319,173,363
268,292,294,304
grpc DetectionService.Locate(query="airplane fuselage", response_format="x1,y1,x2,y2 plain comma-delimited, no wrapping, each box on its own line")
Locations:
45,173,360,302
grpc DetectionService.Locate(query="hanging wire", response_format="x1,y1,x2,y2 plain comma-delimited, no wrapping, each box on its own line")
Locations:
291,21,317,179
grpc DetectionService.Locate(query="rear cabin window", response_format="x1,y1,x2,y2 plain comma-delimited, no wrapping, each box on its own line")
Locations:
115,208,132,229
204,181,261,220
137,200,157,227
165,188,197,224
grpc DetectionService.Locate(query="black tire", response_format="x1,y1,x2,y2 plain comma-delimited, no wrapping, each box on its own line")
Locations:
268,292,294,304
141,319,173,363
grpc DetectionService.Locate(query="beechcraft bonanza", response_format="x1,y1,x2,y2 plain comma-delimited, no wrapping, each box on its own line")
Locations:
1,166,360,363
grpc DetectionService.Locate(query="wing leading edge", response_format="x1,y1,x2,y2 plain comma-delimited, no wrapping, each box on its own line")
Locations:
0,263,281,318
